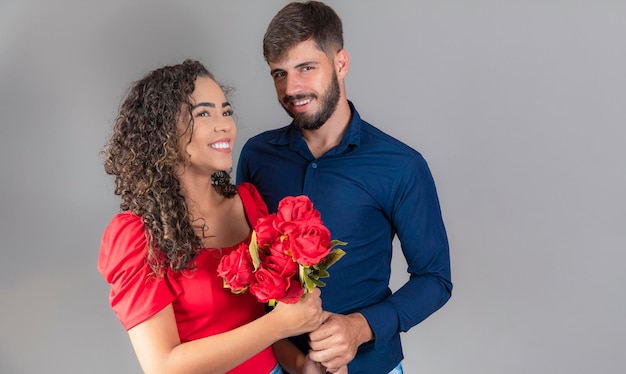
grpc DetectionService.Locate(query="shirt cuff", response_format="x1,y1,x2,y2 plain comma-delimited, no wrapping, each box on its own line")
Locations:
359,300,399,350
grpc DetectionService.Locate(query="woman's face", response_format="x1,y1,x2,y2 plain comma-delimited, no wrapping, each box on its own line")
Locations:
179,76,237,176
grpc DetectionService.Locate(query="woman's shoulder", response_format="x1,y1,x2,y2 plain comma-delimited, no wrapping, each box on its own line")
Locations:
105,211,142,230
237,182,269,226
238,181,258,197
98,212,147,280
101,212,145,250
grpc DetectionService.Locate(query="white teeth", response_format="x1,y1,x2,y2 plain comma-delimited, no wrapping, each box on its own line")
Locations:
294,98,311,106
210,142,230,149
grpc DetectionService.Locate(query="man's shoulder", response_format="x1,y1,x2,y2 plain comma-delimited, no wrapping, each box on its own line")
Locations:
359,120,422,158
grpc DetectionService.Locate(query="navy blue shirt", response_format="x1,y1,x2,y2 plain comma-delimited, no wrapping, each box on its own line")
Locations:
237,102,452,373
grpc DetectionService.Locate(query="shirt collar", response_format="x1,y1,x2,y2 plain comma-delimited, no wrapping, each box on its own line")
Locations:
272,100,362,156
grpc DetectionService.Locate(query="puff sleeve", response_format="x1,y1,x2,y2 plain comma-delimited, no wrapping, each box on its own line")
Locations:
238,182,269,228
97,212,181,330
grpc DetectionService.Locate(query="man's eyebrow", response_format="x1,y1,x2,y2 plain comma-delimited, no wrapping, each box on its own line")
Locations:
270,61,318,76
190,102,231,110
296,61,317,69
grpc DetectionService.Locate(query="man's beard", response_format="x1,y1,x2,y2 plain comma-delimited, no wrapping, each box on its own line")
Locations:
280,71,340,130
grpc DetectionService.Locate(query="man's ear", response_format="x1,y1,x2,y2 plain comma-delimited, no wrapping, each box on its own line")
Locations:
335,49,350,79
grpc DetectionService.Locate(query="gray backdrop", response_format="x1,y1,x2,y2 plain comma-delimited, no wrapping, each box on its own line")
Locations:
1,1,624,373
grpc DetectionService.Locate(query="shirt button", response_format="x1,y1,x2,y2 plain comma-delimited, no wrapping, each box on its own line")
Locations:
311,163,318,169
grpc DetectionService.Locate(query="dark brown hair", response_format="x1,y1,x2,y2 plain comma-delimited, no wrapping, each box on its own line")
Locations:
101,59,236,275
263,1,343,63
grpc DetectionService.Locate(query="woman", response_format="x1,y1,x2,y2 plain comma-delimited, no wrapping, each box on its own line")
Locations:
98,59,324,374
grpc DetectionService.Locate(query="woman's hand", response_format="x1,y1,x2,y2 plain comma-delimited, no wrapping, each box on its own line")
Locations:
271,287,324,336
302,354,326,374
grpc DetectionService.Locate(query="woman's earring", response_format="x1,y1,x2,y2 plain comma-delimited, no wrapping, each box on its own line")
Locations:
211,170,237,197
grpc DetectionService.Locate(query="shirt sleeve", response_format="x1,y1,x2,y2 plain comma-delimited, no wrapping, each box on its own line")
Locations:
97,212,181,330
360,154,453,349
236,143,251,185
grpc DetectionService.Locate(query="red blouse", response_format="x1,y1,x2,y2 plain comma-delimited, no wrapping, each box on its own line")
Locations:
98,183,276,374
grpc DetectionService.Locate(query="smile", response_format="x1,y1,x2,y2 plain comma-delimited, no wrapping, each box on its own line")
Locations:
293,98,312,107
210,142,230,150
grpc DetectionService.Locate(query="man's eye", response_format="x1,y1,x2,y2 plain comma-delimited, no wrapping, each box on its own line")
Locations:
273,71,286,79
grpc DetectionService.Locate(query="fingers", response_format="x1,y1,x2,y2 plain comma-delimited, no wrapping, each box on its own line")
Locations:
328,365,348,374
301,287,322,309
291,288,325,333
309,313,337,342
307,313,358,370
272,294,325,335
308,347,341,369
321,310,333,322
302,354,326,374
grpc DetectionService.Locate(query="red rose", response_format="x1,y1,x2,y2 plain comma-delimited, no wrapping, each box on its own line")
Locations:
216,243,254,292
287,223,331,266
249,262,304,304
254,214,280,249
275,196,321,226
264,253,298,278
217,194,345,305
267,236,291,258
278,278,306,304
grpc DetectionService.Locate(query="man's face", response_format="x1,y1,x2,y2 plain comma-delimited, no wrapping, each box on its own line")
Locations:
268,39,340,130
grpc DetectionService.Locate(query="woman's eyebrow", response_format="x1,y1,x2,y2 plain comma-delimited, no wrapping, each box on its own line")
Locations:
191,101,231,110
191,102,215,110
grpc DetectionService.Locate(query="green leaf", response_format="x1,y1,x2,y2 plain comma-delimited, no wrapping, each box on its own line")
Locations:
322,248,346,268
249,231,261,271
223,279,249,294
299,263,307,283
300,265,318,293
305,274,318,292
329,239,348,249
317,269,330,278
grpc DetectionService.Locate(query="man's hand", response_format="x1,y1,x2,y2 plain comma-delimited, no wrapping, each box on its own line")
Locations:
307,312,373,372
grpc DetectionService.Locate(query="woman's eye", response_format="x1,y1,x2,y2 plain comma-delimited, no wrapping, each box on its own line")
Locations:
223,109,234,117
196,111,209,117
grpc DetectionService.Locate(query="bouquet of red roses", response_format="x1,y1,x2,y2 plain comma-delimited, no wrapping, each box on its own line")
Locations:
217,195,346,305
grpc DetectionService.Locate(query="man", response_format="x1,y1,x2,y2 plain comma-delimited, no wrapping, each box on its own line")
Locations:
237,2,452,373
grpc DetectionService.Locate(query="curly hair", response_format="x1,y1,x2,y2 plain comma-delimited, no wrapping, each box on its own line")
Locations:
102,59,237,275
263,1,343,63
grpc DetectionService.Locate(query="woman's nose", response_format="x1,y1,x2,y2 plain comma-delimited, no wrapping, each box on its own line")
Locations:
215,117,234,132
